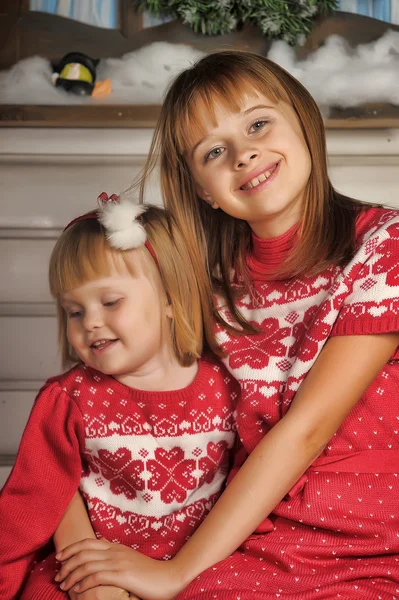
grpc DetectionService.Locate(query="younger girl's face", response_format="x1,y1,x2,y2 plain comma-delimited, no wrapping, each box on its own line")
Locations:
59,256,173,388
186,92,311,239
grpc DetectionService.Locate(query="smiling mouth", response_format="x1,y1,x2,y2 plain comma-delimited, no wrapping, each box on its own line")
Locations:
240,163,279,190
90,339,118,351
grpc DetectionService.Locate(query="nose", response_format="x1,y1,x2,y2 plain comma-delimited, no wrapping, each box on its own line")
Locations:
234,145,259,169
82,308,104,331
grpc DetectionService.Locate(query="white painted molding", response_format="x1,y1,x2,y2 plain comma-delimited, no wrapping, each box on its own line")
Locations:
2,127,399,157
0,303,55,316
0,128,154,155
0,466,12,489
1,153,398,170
326,129,399,156
328,155,399,166
0,154,148,166
0,460,14,490
0,379,45,391
0,228,61,239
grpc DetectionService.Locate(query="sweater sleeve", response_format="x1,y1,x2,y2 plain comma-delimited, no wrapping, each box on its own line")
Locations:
20,553,68,600
331,219,399,341
0,381,85,600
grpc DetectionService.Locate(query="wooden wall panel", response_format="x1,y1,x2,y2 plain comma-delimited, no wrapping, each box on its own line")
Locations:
0,467,12,489
0,156,151,229
0,316,60,381
0,239,56,302
0,391,37,455
329,156,399,208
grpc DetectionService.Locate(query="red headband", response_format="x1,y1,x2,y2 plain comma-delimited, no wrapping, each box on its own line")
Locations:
64,193,159,268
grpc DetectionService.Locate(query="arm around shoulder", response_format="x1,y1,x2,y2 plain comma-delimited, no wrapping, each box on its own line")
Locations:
171,331,399,586
53,491,96,553
42,333,399,600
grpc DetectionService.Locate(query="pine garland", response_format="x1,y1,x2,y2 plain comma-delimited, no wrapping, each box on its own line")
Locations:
138,0,337,45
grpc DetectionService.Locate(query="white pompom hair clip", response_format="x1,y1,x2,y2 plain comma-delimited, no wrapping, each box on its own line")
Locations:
63,192,159,267
97,191,147,251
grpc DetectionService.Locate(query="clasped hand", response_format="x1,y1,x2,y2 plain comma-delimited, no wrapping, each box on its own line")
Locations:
68,584,132,600
55,538,184,600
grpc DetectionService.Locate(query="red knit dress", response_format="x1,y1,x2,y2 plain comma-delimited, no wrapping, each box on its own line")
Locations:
0,356,238,600
178,207,399,600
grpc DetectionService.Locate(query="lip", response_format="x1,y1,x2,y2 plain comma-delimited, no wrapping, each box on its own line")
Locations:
237,160,281,191
90,339,119,355
237,160,281,194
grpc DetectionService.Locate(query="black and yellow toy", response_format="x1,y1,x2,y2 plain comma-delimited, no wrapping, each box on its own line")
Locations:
52,52,99,96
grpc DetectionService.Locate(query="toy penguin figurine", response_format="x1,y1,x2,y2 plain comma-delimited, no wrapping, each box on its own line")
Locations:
52,52,111,97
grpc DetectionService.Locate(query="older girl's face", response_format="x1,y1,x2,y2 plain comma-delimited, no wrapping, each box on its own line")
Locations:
186,93,311,239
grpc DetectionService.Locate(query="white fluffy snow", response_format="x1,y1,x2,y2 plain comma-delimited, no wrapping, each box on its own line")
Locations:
0,42,203,105
267,30,399,109
1,32,399,108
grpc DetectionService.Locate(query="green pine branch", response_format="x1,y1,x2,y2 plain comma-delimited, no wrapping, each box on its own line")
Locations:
137,0,338,45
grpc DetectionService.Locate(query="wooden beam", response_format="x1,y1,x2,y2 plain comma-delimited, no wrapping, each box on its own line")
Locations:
1,103,399,129
119,0,143,38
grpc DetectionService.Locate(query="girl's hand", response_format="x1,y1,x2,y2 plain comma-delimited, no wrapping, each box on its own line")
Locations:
68,586,135,600
56,538,184,600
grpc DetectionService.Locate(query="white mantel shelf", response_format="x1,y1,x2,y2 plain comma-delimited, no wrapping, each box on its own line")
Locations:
2,127,399,157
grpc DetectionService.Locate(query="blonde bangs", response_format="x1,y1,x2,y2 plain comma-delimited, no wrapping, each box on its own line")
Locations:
49,220,139,298
50,218,145,368
173,68,285,155
138,51,364,347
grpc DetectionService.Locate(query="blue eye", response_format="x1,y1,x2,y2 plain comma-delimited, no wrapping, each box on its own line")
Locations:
205,146,225,162
249,120,268,133
68,311,82,319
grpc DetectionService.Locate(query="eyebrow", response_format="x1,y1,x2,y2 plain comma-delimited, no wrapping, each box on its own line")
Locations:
60,297,81,308
190,104,274,158
60,284,124,304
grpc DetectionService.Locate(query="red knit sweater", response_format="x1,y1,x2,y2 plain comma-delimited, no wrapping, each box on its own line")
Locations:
0,356,238,600
178,207,399,599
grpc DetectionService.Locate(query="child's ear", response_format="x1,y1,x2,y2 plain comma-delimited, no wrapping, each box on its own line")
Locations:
165,303,174,319
195,183,219,209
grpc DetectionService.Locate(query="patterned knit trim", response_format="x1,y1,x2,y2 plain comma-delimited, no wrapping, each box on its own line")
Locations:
355,206,399,246
247,222,299,280
58,356,232,405
332,313,399,337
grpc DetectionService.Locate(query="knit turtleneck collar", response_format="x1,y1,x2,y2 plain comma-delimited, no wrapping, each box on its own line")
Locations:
247,223,299,281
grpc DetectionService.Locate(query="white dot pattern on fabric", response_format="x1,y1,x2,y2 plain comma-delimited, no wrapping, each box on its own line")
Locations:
0,356,238,599
177,208,399,599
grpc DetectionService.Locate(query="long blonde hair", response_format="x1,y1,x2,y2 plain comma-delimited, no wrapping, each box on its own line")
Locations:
49,205,220,367
139,50,365,332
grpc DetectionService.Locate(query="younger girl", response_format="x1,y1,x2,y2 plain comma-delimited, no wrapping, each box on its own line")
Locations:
0,194,238,599
55,52,399,600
